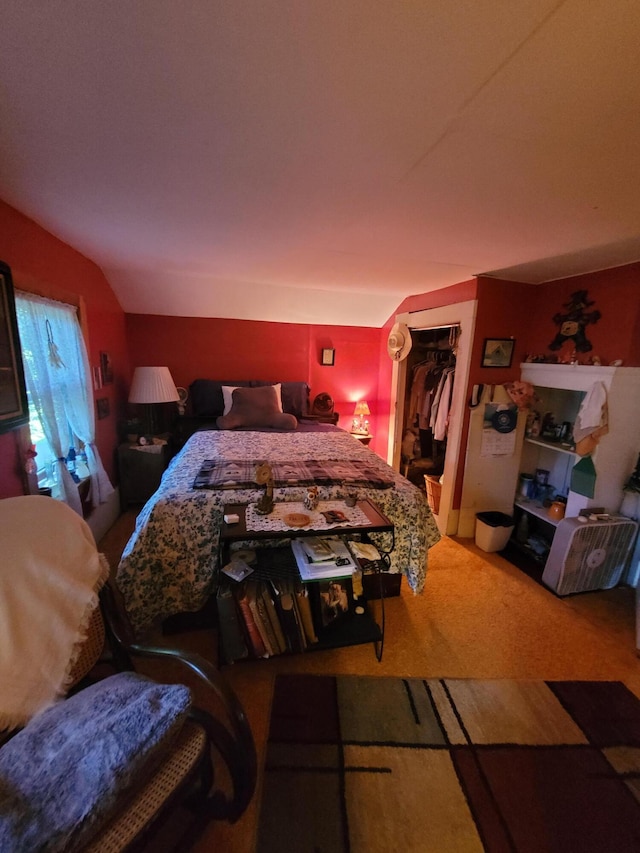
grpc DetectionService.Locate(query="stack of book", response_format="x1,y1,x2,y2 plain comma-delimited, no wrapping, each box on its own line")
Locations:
291,536,356,581
216,576,318,663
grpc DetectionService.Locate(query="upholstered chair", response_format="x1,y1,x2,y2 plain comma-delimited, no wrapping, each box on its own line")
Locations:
0,495,256,852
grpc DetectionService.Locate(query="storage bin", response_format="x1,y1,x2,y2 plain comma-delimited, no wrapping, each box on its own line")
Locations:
424,475,442,514
475,511,514,552
363,571,402,599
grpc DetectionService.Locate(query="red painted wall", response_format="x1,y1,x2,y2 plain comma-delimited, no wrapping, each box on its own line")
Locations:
385,268,640,509
125,314,385,453
2,190,639,516
0,200,129,497
520,263,640,367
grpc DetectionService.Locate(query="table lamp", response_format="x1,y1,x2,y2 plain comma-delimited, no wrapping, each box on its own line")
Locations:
129,366,179,436
352,400,370,434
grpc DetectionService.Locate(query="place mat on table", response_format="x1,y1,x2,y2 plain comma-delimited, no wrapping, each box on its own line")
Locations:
245,501,372,532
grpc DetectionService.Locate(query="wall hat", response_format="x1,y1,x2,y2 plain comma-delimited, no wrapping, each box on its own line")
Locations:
387,322,412,361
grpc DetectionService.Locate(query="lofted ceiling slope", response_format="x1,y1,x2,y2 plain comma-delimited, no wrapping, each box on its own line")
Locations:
1,1,639,327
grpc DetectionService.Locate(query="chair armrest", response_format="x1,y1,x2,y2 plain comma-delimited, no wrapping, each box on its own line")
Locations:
99,579,256,822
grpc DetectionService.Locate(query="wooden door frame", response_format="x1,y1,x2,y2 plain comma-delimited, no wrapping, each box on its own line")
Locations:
387,300,477,536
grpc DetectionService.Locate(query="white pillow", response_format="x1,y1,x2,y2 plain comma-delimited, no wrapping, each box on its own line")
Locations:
222,384,283,414
222,385,240,415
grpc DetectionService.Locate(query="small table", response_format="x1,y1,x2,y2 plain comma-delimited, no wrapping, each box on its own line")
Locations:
219,499,394,662
117,442,170,509
350,432,373,446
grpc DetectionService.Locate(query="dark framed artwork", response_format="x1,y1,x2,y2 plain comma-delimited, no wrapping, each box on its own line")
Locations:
481,338,515,368
100,351,113,384
0,260,29,433
321,348,335,366
96,397,110,420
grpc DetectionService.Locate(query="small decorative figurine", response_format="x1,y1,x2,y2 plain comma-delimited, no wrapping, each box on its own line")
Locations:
303,485,319,511
255,462,274,515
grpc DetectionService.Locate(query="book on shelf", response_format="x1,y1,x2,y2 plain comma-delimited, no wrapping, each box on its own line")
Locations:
270,577,307,653
260,582,288,655
291,537,355,581
234,581,267,658
294,582,318,644
216,585,249,663
245,579,278,657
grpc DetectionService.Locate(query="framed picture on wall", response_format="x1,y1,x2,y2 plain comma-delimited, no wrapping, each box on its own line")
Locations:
481,338,515,368
321,348,335,366
96,397,110,420
0,260,29,434
100,351,113,384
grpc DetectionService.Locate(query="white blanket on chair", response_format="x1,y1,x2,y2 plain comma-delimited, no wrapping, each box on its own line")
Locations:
0,496,110,731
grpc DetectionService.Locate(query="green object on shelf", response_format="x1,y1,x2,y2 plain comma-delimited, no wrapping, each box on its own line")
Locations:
571,455,597,498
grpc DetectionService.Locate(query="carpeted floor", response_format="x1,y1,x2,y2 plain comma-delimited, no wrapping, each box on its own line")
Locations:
258,674,640,853
98,512,640,852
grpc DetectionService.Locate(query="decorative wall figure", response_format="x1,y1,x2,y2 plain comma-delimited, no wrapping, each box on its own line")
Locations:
548,290,601,353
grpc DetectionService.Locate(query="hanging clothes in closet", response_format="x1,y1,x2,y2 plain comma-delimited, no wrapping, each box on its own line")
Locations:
401,327,457,485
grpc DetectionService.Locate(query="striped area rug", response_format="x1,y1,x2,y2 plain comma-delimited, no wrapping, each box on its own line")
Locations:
256,675,640,852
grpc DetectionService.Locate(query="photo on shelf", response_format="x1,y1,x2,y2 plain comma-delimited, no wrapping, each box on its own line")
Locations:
316,577,353,628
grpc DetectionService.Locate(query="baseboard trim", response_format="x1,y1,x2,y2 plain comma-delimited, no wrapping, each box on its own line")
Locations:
87,488,121,543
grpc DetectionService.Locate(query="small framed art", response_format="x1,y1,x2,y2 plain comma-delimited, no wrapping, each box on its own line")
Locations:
316,577,352,627
481,338,515,368
100,351,113,384
96,397,110,420
321,348,335,366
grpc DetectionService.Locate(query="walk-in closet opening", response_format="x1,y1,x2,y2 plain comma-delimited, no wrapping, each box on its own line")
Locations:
400,325,459,493
388,300,477,537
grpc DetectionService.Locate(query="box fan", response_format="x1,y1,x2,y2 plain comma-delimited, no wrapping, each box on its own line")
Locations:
542,516,638,596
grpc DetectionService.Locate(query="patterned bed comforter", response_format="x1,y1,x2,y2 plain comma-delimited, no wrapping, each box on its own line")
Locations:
116,429,441,632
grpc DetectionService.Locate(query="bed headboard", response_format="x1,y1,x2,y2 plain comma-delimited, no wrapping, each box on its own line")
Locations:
189,380,310,419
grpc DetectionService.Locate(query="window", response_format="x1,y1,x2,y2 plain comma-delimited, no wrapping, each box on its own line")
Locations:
15,291,113,515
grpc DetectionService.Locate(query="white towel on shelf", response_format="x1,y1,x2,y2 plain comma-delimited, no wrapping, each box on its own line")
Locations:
0,496,109,731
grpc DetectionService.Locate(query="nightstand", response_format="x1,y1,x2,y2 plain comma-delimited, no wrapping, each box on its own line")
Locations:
350,432,373,446
300,413,340,425
118,442,170,509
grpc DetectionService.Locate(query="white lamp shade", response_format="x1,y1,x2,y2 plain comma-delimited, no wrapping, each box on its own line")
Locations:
129,366,180,404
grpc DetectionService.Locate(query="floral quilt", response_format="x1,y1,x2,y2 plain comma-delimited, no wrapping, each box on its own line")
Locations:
116,429,441,632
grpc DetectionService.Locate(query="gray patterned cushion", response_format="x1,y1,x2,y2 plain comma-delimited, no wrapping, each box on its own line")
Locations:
0,672,191,853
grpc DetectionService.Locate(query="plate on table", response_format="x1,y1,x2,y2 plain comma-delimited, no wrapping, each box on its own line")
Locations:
283,512,311,528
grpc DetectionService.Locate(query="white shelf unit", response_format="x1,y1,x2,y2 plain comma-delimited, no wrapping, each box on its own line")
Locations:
515,363,640,586
519,364,640,520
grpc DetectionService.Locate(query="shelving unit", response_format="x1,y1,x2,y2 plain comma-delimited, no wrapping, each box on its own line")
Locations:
505,363,640,588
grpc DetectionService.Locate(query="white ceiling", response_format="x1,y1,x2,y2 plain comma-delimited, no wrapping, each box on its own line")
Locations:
1,1,639,327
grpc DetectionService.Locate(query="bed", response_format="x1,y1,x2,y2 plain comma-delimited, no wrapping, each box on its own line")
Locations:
116,381,441,632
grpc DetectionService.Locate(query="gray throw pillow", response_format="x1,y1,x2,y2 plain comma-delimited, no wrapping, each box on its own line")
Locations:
216,385,298,430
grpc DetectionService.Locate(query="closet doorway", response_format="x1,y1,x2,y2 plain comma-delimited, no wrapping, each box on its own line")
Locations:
388,300,477,536
400,327,458,487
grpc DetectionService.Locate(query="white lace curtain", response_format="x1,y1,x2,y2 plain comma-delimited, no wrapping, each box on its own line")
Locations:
16,291,114,515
